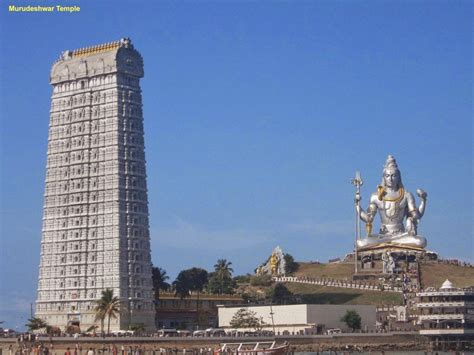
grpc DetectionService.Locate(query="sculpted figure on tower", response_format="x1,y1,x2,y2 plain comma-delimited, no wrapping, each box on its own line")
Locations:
355,155,428,250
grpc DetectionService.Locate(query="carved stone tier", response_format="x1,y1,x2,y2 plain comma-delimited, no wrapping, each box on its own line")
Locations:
353,245,426,282
358,242,427,254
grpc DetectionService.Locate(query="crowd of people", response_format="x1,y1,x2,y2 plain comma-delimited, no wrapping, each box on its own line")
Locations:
3,343,224,355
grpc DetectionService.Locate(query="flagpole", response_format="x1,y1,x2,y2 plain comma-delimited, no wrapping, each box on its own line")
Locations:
351,171,363,274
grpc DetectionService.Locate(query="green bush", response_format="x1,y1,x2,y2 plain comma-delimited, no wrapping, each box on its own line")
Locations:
234,274,252,284
250,274,273,286
284,254,299,274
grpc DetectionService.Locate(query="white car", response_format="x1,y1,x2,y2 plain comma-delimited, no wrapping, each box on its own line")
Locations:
206,328,226,337
111,330,134,337
193,330,206,337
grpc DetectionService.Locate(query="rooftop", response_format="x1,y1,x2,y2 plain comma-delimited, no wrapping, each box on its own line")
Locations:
58,38,133,61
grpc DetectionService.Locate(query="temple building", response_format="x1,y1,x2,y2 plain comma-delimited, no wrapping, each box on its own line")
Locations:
156,292,243,331
218,304,376,334
416,280,474,348
35,39,155,331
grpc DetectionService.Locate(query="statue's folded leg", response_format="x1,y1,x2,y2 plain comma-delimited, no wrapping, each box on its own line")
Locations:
356,233,427,249
391,234,427,248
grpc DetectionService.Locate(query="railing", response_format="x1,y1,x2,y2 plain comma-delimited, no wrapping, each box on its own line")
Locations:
273,276,403,293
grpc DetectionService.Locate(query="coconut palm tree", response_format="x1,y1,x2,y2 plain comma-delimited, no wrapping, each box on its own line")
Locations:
85,324,99,335
25,317,48,332
209,259,234,294
94,301,106,334
94,288,121,335
152,267,170,300
214,259,233,280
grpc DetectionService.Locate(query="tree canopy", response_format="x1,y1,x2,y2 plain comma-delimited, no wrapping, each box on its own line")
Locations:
173,267,208,299
341,310,362,331
266,283,293,304
284,254,299,274
229,308,266,330
25,317,48,332
152,266,170,299
214,259,233,279
207,259,235,294
94,288,121,334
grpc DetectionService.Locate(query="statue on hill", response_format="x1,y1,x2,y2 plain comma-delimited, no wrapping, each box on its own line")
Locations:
255,246,287,276
354,155,428,250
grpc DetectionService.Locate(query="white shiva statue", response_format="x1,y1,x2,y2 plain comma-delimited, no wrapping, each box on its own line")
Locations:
355,155,427,250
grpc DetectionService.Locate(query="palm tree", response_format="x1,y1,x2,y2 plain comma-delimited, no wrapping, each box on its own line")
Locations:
25,317,48,332
94,288,121,335
214,259,233,281
85,325,99,335
212,259,234,294
152,267,170,300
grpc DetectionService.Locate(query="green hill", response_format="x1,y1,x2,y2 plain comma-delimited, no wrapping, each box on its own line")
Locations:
237,260,474,307
285,282,403,306
419,262,474,288
274,260,474,306
294,260,474,289
294,262,354,280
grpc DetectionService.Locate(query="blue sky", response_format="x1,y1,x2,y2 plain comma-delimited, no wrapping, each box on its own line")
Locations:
0,0,472,330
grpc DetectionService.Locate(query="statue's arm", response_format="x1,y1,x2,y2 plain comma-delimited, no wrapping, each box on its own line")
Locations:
416,188,427,218
365,194,378,223
355,194,377,223
356,205,369,222
406,192,420,220
406,190,427,221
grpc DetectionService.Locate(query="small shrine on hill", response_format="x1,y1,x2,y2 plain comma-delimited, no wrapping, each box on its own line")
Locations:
255,246,287,276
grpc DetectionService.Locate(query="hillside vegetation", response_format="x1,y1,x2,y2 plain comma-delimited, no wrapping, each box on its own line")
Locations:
294,261,474,289
419,262,474,288
277,260,474,306
295,262,354,280
284,283,403,306
236,260,473,308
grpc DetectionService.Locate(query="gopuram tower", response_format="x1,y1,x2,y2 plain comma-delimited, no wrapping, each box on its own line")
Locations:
36,39,154,331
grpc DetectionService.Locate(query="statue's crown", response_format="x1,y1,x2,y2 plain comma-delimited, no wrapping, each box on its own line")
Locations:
384,155,399,170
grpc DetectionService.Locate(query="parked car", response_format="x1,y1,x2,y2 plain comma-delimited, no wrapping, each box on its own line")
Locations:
156,329,179,337
258,330,275,336
177,330,191,337
193,329,206,337
206,328,226,337
243,330,257,336
111,330,135,337
2,329,18,337
326,328,342,335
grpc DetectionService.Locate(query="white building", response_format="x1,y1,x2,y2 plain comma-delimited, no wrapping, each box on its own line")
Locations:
35,39,155,331
416,280,474,336
218,304,376,334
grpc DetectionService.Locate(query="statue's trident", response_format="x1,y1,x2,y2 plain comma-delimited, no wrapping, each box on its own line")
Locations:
351,171,363,273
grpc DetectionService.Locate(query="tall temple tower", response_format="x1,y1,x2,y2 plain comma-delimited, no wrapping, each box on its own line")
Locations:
36,39,154,331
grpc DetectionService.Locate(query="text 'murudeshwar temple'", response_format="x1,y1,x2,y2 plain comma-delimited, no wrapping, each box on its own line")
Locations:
36,38,154,331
